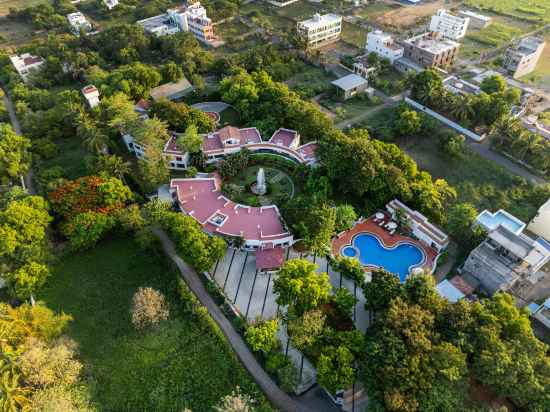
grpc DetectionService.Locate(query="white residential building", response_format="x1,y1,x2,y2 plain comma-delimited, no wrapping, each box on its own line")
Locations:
528,199,550,242
81,85,100,108
503,37,546,79
9,53,44,82
137,2,218,46
297,13,342,49
103,0,119,10
458,10,491,29
429,9,469,40
366,30,404,64
67,12,92,36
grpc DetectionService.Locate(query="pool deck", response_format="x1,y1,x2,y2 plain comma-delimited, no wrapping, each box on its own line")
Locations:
331,214,438,275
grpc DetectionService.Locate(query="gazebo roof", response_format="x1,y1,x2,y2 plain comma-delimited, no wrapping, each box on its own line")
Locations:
256,247,285,271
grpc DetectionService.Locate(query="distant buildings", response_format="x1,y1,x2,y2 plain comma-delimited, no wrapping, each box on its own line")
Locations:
137,2,218,46
67,12,92,36
297,13,342,49
149,77,194,102
265,0,299,6
461,208,550,300
103,0,119,10
397,31,460,72
81,85,100,108
429,9,469,40
366,30,404,64
503,37,546,79
331,74,370,101
458,10,491,29
9,53,44,82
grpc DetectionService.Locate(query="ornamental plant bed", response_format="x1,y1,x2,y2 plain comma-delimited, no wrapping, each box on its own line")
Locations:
319,302,354,332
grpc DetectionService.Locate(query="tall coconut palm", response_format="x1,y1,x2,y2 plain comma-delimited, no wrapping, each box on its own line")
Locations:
96,154,131,182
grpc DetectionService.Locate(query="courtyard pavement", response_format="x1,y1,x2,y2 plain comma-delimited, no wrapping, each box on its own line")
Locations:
210,246,370,395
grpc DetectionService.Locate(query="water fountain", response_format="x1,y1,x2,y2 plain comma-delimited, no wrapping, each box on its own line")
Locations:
251,167,267,195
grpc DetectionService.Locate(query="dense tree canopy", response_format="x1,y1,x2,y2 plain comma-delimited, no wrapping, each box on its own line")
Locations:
0,123,31,185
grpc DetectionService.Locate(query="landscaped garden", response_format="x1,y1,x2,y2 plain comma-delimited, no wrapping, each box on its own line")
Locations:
38,236,273,412
222,161,298,206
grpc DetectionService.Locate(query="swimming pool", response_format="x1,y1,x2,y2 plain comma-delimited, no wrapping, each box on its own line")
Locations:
341,232,425,282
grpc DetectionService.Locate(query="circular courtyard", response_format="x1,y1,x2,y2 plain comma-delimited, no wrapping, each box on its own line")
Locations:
222,164,296,207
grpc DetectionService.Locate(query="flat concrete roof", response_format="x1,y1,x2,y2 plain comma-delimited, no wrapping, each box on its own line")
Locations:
150,78,193,101
331,74,368,91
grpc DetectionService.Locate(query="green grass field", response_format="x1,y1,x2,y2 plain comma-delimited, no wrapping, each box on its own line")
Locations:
464,0,550,24
39,236,272,411
466,22,522,47
340,21,367,49
0,0,46,15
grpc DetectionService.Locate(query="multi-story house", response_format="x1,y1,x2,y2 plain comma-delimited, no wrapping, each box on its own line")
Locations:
366,30,404,64
67,12,92,36
297,13,342,49
9,53,44,82
398,31,460,71
137,2,218,46
429,9,469,40
461,209,550,301
503,37,546,79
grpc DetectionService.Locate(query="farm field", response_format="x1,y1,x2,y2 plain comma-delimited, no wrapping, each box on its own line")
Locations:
0,0,45,15
464,0,550,24
522,33,550,90
341,21,367,49
39,236,272,412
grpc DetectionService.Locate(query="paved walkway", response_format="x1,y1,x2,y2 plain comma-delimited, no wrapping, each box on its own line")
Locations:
152,227,314,412
2,87,36,194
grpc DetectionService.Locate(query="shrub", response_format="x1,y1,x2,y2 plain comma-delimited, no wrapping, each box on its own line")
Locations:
245,319,279,353
214,387,255,412
130,287,169,330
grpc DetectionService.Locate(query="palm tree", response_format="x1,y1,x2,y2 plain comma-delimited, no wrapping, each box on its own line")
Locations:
83,129,109,154
97,154,131,182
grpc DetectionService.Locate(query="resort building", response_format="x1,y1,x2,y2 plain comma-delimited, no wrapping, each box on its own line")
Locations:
149,77,194,101
400,31,460,71
9,53,44,82
103,0,118,10
442,75,481,96
386,199,449,252
503,37,546,79
365,30,404,64
297,13,342,49
170,174,293,249
429,9,469,40
458,10,491,29
331,74,370,101
137,2,219,46
81,85,100,108
461,209,550,298
67,12,92,36
123,125,319,171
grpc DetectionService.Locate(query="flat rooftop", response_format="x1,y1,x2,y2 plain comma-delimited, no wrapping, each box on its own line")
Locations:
405,32,459,54
299,13,341,28
331,74,368,91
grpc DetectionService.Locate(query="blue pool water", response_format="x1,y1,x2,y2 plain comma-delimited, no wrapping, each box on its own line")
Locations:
341,233,424,281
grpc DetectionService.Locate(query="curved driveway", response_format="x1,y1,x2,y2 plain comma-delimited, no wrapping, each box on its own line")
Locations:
152,227,314,412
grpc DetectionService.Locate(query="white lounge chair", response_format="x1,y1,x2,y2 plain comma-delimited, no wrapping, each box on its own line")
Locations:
389,229,396,235
378,220,385,226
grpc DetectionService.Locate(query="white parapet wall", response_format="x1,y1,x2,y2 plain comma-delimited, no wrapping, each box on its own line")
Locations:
405,97,485,142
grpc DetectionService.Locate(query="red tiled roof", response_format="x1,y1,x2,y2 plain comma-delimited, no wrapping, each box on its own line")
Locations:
269,129,298,148
256,247,285,270
23,56,43,65
82,85,98,95
170,174,290,242
202,127,262,154
135,99,151,111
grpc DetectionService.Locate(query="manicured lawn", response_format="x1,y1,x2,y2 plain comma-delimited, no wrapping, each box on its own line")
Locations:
39,236,272,411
